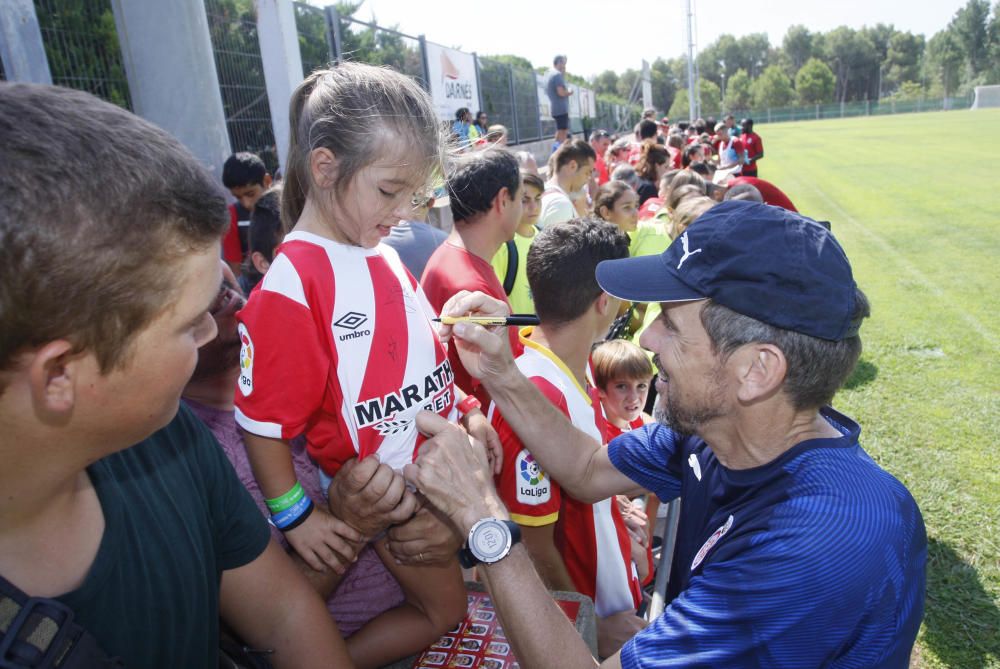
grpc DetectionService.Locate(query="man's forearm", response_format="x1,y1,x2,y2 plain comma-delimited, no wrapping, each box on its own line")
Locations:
481,545,599,669
484,368,600,499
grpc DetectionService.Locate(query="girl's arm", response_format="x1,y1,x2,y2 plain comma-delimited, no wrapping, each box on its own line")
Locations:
243,431,360,573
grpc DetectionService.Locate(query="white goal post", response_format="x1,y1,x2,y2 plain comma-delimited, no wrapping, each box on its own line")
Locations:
971,85,1000,109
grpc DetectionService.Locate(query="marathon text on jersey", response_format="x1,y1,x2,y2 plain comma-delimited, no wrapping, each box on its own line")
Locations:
354,359,455,427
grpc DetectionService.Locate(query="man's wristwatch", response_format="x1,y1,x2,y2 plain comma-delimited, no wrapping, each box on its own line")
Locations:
458,518,521,568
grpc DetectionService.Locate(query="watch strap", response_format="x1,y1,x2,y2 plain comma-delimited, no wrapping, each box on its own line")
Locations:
458,519,521,568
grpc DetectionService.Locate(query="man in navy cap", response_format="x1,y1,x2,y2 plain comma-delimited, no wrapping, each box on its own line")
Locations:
404,200,926,668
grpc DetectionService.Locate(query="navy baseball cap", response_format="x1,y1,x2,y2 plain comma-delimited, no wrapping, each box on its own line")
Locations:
595,200,861,341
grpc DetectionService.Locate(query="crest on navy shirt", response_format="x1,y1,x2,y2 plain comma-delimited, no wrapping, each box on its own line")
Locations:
691,514,734,571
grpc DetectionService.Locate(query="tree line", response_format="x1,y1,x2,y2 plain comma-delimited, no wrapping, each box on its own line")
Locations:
573,0,1000,118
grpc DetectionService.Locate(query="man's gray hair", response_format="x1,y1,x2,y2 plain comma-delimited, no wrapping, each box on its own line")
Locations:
611,164,640,189
723,183,763,203
699,291,870,410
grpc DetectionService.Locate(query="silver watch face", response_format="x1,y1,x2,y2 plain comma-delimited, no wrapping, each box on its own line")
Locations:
470,519,511,563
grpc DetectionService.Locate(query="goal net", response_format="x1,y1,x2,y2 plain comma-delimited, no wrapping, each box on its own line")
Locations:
972,85,1000,109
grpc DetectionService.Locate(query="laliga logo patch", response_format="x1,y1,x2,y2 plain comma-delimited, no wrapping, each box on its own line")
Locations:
237,323,253,396
515,450,550,505
691,514,734,572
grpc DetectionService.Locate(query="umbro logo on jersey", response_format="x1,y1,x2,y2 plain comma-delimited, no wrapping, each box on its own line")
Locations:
334,311,368,330
333,311,372,341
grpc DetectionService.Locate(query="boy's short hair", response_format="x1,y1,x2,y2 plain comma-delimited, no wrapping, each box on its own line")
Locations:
638,119,658,140
248,186,284,261
448,148,521,223
521,172,545,193
527,218,630,326
553,139,597,171
591,339,654,389
0,83,227,377
222,152,268,189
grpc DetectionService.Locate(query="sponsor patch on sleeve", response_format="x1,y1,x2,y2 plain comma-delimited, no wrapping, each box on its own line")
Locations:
237,322,253,396
515,449,551,505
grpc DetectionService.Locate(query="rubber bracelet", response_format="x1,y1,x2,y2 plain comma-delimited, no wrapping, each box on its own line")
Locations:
457,395,481,417
275,501,314,533
270,495,313,530
266,482,305,514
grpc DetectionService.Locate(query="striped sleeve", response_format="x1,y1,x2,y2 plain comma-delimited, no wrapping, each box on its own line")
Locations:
607,424,684,502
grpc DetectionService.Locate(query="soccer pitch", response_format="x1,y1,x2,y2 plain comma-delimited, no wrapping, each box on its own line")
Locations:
761,109,1000,668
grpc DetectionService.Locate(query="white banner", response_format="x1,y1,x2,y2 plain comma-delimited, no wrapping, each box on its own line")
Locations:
576,86,597,119
425,42,479,122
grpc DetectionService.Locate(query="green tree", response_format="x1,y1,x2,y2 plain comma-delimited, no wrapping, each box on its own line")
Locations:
668,89,690,120
486,54,534,71
650,58,678,114
294,3,330,76
35,0,132,109
795,58,835,104
884,32,926,92
782,25,814,75
593,70,620,97
616,69,640,100
724,68,752,111
951,0,991,76
667,80,721,119
752,64,795,108
926,29,965,96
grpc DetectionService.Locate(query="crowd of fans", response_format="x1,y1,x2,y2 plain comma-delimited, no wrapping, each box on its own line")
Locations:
0,57,925,669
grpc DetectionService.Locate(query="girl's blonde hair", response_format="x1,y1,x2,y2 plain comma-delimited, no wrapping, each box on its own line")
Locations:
667,195,716,240
592,339,654,389
282,63,444,230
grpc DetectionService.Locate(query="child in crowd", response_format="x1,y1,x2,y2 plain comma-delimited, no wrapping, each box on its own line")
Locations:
594,181,639,236
235,63,475,668
591,339,657,582
221,152,272,274
491,172,544,314
239,185,283,295
591,339,653,440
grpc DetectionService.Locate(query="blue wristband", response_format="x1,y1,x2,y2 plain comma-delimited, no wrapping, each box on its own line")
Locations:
270,494,314,531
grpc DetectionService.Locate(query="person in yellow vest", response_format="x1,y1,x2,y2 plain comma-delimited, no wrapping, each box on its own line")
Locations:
491,172,543,314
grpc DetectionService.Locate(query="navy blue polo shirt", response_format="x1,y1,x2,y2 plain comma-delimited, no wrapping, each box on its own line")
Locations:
608,407,926,668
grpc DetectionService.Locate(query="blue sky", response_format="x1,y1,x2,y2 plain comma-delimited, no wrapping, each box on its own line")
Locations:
317,0,972,78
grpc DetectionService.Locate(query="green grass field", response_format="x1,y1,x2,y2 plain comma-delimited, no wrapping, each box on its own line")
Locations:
760,109,1000,669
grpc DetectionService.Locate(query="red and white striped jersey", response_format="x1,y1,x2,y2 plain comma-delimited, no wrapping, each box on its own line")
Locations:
234,231,456,475
489,329,642,617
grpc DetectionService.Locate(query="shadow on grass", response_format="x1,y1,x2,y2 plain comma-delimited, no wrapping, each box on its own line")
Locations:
922,537,1000,668
844,358,878,390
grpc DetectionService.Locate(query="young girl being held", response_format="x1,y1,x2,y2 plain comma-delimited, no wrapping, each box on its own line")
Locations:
235,63,475,668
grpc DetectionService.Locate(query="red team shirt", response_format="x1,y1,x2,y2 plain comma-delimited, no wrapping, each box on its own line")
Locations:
420,241,522,398
234,231,456,475
489,330,642,617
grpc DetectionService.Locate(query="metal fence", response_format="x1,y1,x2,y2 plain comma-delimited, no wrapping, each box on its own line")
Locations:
293,2,328,78
34,0,131,109
707,94,976,126
292,7,640,146
337,13,426,88
204,0,278,172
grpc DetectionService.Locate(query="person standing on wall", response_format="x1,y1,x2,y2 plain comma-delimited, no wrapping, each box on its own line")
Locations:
547,55,574,149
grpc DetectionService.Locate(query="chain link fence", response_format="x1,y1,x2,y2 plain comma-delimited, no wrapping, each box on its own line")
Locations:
204,0,278,172
477,57,515,139
338,15,426,89
34,0,131,109
708,94,976,126
293,2,328,78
